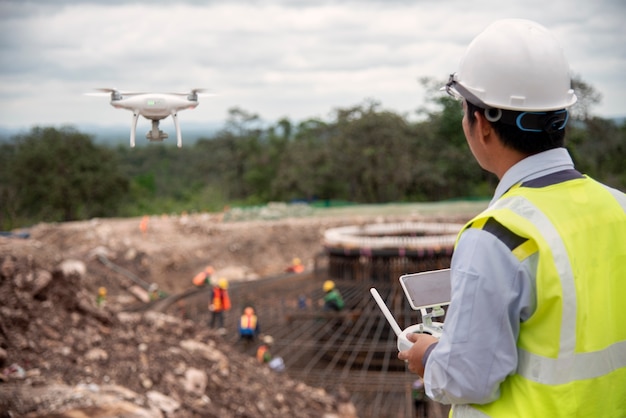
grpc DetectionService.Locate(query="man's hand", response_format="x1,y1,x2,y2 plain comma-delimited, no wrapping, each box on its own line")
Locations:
398,332,438,377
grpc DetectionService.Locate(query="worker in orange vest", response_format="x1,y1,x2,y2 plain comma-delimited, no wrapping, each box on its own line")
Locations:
193,265,214,287
96,287,107,307
285,257,304,273
139,215,149,236
256,335,274,363
239,306,260,343
209,278,231,332
256,335,285,372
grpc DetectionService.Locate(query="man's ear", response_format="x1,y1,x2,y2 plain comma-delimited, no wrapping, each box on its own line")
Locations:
474,111,493,140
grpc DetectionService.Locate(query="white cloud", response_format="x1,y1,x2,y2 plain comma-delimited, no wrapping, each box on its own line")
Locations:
0,0,625,130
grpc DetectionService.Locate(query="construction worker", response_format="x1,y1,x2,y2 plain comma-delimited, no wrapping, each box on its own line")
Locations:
412,378,427,418
96,287,107,307
139,215,149,236
239,306,260,342
256,335,285,372
398,19,626,417
256,335,274,364
209,278,231,332
322,280,344,312
285,257,304,273
148,283,160,301
192,265,214,287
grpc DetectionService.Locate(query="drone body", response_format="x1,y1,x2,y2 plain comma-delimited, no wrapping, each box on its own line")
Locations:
91,88,207,147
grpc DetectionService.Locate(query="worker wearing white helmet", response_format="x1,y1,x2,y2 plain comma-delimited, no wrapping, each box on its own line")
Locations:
399,19,626,417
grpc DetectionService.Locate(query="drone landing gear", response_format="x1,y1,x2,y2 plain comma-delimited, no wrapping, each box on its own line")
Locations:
146,120,168,142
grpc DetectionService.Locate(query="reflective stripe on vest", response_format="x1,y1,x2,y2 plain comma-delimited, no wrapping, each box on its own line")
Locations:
490,193,626,384
240,314,257,330
452,174,626,417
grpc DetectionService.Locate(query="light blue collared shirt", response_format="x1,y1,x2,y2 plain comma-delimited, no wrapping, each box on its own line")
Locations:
491,147,574,206
424,148,574,404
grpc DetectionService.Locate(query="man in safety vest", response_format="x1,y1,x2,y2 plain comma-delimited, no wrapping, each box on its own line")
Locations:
239,306,260,343
256,335,285,372
209,278,231,332
256,335,274,364
285,257,304,273
398,19,626,417
96,287,107,307
192,265,214,287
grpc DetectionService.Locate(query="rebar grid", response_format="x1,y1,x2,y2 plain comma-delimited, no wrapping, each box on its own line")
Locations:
161,252,452,418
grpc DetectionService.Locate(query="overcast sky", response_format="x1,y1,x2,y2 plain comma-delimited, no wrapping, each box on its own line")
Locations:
1,0,625,133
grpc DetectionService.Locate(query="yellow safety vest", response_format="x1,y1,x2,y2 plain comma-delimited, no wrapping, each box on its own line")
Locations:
452,173,626,417
240,314,258,331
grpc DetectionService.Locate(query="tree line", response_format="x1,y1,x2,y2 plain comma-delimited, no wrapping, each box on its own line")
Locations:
1,78,624,230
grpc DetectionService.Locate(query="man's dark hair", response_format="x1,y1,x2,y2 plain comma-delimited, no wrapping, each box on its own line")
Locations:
465,101,566,155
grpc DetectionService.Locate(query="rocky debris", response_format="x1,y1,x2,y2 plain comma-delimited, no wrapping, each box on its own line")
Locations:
13,215,359,296
0,206,480,417
0,253,357,417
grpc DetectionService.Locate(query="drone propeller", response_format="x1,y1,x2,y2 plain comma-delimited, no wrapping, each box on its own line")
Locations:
84,87,115,97
191,88,216,96
88,88,150,99
83,88,124,100
95,88,119,93
164,88,215,97
191,88,217,96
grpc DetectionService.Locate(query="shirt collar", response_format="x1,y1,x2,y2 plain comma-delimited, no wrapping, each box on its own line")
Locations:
490,148,575,206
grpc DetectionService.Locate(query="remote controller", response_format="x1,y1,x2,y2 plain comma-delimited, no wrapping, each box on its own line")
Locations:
370,288,442,352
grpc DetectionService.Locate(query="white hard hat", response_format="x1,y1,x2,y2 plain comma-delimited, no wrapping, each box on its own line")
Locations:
448,19,577,111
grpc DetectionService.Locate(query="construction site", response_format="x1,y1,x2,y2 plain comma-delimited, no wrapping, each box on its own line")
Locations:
1,202,484,417
148,221,462,417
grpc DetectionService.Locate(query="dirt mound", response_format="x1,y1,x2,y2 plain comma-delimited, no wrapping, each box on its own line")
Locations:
0,205,478,417
0,213,366,417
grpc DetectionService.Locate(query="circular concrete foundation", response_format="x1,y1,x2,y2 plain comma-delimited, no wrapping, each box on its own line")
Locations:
323,222,464,282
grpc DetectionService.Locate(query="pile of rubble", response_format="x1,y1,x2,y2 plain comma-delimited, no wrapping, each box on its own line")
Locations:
0,253,357,417
0,204,482,417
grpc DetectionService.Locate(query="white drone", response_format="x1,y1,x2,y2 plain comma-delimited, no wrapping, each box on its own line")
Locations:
88,88,210,147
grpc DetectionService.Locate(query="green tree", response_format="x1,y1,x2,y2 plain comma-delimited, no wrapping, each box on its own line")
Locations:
9,126,129,223
565,75,625,190
569,75,603,122
414,77,494,200
214,107,265,202
329,101,416,203
271,118,336,201
0,142,19,229
568,117,626,189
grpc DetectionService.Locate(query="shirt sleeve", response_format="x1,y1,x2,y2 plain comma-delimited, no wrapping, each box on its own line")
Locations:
424,227,536,405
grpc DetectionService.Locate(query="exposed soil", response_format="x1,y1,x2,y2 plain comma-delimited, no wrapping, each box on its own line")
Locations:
0,203,481,417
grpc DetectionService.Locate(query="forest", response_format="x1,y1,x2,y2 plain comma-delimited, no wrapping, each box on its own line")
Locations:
1,78,624,230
